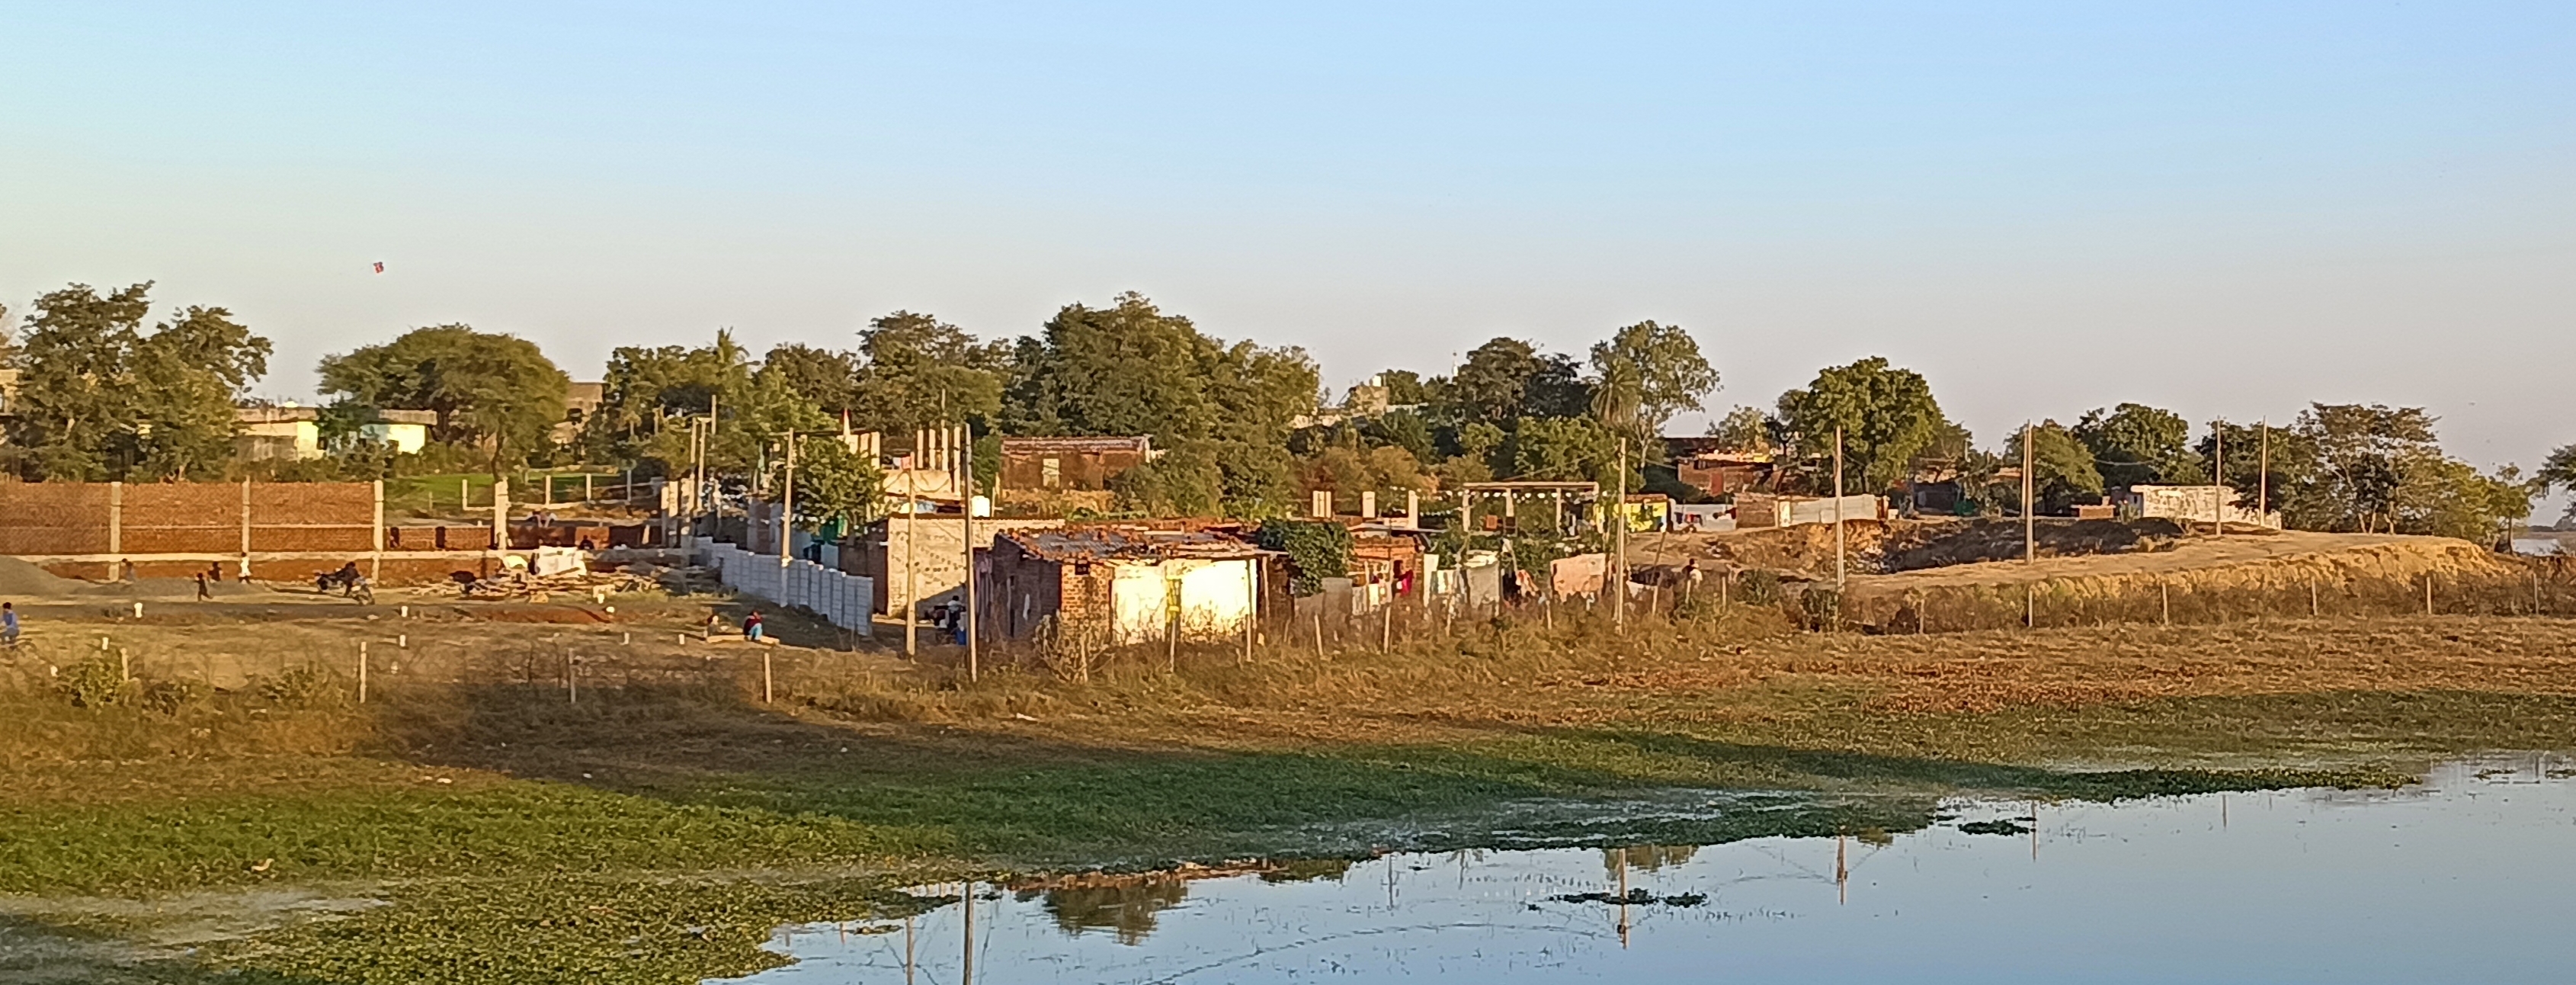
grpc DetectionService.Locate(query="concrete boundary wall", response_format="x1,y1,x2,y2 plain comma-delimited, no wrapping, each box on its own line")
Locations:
703,542,874,636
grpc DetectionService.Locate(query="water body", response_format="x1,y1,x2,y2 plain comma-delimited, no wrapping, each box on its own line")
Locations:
738,756,2576,984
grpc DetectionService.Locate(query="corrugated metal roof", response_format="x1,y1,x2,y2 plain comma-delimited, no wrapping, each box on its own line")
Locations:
998,525,1264,562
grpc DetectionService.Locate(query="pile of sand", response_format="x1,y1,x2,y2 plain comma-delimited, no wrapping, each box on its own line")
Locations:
0,557,88,599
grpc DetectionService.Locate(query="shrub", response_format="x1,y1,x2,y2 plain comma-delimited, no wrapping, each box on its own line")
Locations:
55,657,128,709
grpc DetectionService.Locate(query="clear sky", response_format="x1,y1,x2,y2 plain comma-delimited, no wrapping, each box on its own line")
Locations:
3,2,2570,483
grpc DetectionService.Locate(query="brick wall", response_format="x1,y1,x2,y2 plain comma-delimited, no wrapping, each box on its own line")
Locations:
0,480,374,554
0,483,111,554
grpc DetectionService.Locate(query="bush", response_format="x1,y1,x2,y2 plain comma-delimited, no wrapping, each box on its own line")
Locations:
141,678,210,716
55,657,128,709
255,664,343,709
1735,570,1783,606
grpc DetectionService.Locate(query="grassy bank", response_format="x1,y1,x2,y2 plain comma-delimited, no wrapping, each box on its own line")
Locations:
5,598,2575,981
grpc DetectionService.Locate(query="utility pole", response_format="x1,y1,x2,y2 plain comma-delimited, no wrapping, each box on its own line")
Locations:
1613,438,1628,630
2213,420,2225,538
904,428,918,657
959,423,979,682
1834,426,1847,589
2022,421,2035,564
2258,420,2270,527
779,433,796,569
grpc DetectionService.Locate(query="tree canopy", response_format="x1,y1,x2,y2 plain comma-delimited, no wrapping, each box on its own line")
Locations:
2003,421,2106,514
318,325,568,473
1773,357,1959,492
4,282,271,481
2073,403,2204,489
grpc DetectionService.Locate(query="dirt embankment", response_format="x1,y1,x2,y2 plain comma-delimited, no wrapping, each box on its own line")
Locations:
1674,518,2186,579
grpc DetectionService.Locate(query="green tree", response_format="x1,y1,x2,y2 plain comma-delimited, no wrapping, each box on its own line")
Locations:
760,344,860,418
1773,357,1957,492
1504,415,1629,488
317,325,569,473
1004,293,1316,515
2001,421,2106,514
2542,443,2576,526
5,282,271,481
851,312,1005,435
1588,320,1718,438
583,332,753,473
1431,338,1590,425
2197,420,2315,515
2072,403,2206,489
771,433,882,525
2259,403,2526,538
1705,405,1776,454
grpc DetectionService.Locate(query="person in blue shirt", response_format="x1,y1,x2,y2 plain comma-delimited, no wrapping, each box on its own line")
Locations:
2,602,19,647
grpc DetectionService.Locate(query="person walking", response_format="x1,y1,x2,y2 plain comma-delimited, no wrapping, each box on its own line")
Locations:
194,571,213,601
2,602,20,647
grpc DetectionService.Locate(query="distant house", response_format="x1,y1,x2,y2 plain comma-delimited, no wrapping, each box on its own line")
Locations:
995,436,1155,516
2124,485,2280,529
356,409,435,454
1732,492,1886,528
236,406,324,460
553,381,605,444
985,525,1264,645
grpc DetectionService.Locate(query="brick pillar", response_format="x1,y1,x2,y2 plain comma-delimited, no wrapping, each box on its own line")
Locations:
371,480,385,579
492,478,510,554
239,480,252,579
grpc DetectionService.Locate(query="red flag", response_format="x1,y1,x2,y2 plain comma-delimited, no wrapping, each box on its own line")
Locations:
372,261,385,273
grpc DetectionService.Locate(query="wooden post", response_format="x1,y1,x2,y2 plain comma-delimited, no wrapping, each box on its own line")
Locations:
2257,421,2270,525
1313,609,1325,656
2161,581,2170,625
567,650,576,704
762,648,774,704
2424,576,2433,617
1382,590,1394,653
2310,581,2319,617
358,641,369,704
1242,560,1256,664
961,879,975,985
780,434,796,570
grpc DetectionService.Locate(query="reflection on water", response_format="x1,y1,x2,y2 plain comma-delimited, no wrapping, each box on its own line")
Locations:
739,756,2576,983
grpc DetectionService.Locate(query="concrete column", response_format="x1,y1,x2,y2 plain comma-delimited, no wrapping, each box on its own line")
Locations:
370,480,385,579
239,480,252,579
492,478,510,553
106,481,123,581
1407,490,1420,528
1312,490,1331,518
1361,491,1377,518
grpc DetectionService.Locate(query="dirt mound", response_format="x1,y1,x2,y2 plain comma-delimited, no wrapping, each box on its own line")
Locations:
1703,518,2184,578
0,557,88,598
1879,518,2184,571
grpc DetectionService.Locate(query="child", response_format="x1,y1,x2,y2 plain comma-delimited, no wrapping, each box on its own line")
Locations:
742,610,765,643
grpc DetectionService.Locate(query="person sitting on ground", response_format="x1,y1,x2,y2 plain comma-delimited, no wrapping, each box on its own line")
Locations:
743,610,765,643
2,602,19,647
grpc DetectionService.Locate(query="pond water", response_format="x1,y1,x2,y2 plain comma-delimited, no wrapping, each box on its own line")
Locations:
736,756,2576,983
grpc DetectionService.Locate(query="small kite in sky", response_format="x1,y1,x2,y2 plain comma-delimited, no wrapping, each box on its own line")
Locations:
373,261,386,274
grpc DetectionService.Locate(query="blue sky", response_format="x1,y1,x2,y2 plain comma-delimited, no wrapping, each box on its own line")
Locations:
3,2,2571,484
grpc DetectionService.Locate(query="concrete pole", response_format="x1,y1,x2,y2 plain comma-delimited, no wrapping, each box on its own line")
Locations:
960,424,979,682
905,429,918,657
370,479,385,581
2022,422,2035,564
1615,439,1628,630
780,433,796,569
1834,427,1846,590
106,481,123,581
239,479,253,579
492,478,510,556
2211,420,2225,537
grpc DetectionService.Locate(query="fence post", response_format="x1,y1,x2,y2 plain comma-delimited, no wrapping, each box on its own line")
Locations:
357,641,369,704
2424,576,2434,617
